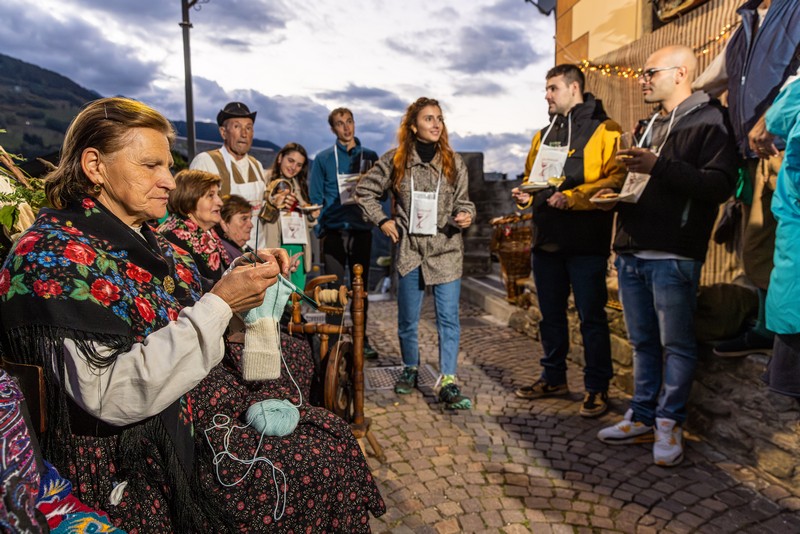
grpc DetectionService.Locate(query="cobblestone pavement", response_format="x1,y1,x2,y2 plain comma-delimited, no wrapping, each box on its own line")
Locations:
361,299,800,533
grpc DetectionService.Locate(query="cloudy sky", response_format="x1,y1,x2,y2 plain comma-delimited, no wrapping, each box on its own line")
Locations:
0,0,555,174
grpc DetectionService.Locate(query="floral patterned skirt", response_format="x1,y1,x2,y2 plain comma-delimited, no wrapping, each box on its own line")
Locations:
65,434,173,533
191,334,386,532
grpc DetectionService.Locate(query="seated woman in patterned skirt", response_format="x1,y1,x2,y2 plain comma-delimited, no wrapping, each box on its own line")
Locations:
0,97,384,533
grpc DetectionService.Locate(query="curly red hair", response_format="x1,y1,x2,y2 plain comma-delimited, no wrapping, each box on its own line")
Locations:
392,97,456,189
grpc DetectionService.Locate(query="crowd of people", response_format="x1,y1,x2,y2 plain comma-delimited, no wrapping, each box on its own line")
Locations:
511,0,799,469
1,0,799,529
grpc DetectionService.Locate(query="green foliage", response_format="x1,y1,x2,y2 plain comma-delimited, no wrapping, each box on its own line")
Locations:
0,137,48,259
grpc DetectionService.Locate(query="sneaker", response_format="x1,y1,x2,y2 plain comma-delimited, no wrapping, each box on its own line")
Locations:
579,391,609,418
712,330,773,357
436,376,472,410
363,341,379,360
514,378,569,399
394,366,418,394
597,409,655,444
653,417,684,466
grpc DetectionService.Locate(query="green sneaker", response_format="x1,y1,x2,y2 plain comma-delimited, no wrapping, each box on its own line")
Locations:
363,342,378,360
437,377,472,410
394,366,418,394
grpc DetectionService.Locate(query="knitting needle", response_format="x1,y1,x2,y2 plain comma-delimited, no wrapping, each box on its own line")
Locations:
279,274,320,310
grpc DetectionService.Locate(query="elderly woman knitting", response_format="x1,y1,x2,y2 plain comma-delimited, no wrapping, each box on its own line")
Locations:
0,97,384,532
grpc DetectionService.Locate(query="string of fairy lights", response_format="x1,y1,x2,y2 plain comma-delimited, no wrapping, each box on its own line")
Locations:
578,20,741,78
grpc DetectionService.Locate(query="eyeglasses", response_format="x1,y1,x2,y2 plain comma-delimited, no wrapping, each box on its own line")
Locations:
638,66,679,82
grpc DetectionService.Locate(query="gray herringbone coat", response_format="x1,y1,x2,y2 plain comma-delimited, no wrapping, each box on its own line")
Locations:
355,147,475,285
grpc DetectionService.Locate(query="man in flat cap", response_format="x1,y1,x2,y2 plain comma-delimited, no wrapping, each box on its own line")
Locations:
190,102,267,249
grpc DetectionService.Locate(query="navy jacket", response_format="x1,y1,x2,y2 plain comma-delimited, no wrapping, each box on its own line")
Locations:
726,0,800,157
614,93,738,261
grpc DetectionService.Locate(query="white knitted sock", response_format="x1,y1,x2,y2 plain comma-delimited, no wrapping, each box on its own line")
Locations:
242,317,282,381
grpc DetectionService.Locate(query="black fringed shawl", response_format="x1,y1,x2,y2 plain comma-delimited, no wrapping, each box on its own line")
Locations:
0,197,225,531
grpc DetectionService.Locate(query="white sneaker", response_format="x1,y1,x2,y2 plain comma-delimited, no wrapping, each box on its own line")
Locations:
653,418,684,466
597,409,655,444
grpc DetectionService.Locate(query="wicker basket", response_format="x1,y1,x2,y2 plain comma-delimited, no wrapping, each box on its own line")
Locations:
490,214,532,300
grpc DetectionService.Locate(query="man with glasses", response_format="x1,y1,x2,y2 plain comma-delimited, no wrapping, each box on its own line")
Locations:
510,64,626,418
593,45,738,466
309,108,380,358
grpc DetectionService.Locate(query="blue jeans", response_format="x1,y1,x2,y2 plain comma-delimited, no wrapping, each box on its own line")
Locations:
616,254,703,425
532,250,613,392
397,267,461,376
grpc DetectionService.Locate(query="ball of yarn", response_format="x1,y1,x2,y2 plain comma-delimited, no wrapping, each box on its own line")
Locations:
246,399,300,436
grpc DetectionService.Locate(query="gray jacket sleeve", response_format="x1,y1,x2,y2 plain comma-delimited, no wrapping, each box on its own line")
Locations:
355,150,395,226
452,155,476,217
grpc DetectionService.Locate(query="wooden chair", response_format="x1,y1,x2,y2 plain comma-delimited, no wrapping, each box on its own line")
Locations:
287,264,385,462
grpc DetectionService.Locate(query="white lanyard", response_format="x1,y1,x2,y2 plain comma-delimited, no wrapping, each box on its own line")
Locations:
639,109,677,154
529,114,572,183
333,144,363,178
541,113,572,153
409,169,441,236
618,110,677,204
333,144,362,205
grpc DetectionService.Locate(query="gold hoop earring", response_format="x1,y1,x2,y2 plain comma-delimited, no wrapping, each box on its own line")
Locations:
93,183,102,194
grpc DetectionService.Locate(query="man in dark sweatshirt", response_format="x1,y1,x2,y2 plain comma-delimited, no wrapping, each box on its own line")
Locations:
594,46,738,466
511,64,626,418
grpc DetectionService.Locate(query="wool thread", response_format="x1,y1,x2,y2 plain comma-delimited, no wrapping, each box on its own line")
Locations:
246,399,300,436
203,276,306,520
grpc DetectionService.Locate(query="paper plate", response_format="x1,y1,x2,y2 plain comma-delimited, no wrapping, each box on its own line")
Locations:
520,182,551,192
590,193,633,204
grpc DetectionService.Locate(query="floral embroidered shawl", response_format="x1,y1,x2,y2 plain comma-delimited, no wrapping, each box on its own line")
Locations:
158,214,232,283
0,198,218,531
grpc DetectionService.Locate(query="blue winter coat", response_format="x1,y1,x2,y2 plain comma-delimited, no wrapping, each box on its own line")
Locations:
766,80,800,334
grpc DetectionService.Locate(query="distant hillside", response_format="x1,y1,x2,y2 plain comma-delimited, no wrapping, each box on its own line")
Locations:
0,52,100,159
0,53,280,166
172,120,281,151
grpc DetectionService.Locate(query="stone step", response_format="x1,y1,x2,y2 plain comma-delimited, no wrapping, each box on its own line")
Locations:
463,252,492,276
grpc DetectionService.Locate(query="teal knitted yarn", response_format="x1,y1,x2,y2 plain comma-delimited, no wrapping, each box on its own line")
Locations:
245,399,300,436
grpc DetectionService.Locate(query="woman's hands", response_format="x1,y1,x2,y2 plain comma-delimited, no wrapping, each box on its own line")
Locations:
271,189,297,210
453,211,472,228
210,250,281,313
380,220,399,243
289,251,303,273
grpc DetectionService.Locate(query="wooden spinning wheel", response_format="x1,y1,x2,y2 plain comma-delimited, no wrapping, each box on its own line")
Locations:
287,265,385,462
324,341,354,421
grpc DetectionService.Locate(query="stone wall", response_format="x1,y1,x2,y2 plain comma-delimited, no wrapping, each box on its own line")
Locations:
459,152,523,276
509,281,800,494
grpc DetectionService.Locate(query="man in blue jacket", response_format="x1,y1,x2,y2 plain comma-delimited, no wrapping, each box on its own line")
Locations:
310,108,379,358
694,0,800,357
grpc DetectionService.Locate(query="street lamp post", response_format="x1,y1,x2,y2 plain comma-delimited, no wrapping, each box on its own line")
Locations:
180,0,208,161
